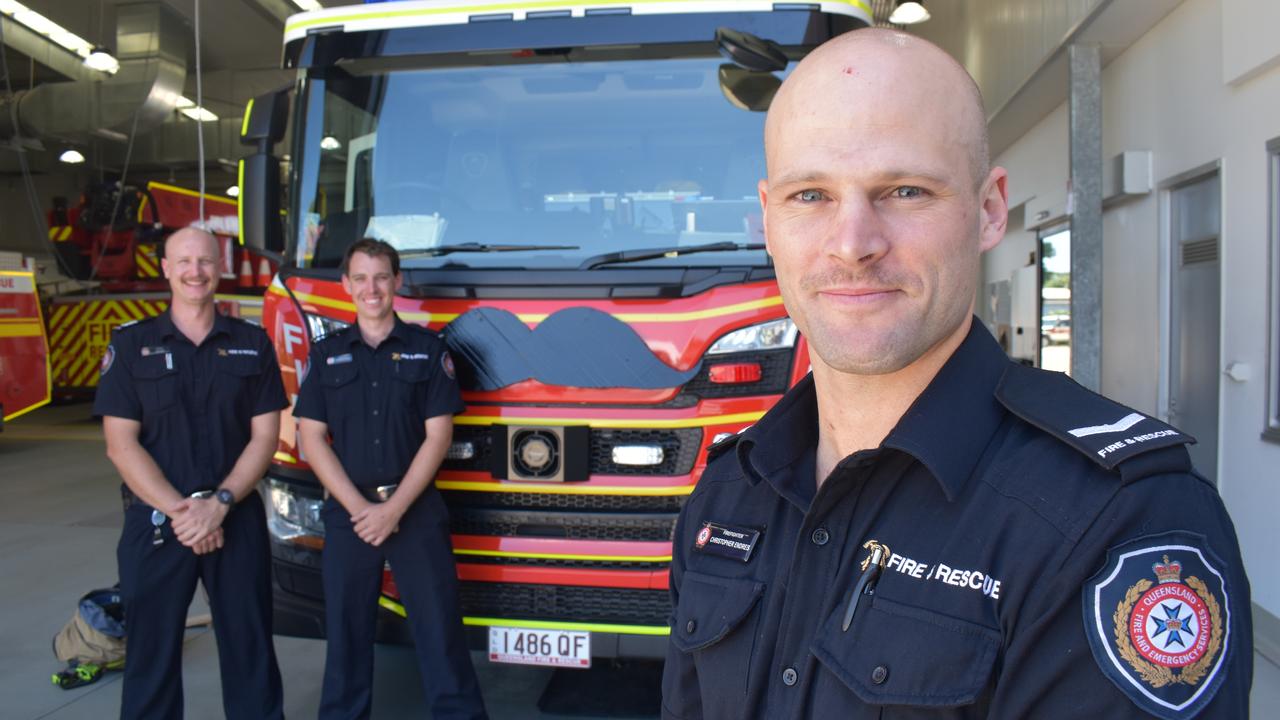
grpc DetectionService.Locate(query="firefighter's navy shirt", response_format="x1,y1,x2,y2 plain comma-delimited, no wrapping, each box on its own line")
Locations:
93,311,287,496
662,321,1252,720
294,316,464,488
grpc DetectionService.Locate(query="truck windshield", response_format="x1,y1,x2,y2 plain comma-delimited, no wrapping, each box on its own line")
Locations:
293,56,777,270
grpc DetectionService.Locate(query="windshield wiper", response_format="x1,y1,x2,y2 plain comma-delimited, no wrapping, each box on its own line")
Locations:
577,242,766,270
400,242,580,258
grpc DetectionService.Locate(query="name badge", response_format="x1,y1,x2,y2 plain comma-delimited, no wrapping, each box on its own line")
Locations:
327,353,353,365
692,521,761,563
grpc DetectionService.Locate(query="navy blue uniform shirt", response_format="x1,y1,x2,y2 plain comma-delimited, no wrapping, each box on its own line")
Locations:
662,321,1251,720
93,311,288,495
294,316,464,487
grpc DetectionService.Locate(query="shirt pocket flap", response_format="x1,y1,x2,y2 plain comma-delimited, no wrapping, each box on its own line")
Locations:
811,595,999,707
129,355,176,380
218,357,261,377
392,359,431,383
670,571,765,653
322,362,359,387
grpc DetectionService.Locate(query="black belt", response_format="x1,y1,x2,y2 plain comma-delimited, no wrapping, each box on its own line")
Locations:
120,485,216,513
355,483,399,503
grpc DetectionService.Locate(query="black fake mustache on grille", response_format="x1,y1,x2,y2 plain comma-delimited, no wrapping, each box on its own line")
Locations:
444,306,700,391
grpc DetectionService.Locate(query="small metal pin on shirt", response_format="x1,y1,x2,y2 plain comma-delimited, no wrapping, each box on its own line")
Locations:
842,539,890,632
151,509,166,547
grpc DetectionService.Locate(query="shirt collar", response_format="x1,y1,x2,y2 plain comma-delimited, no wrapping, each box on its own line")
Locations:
155,309,234,343
342,314,411,347
736,319,1010,505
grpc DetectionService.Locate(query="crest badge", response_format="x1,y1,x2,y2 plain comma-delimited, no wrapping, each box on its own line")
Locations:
1084,532,1232,719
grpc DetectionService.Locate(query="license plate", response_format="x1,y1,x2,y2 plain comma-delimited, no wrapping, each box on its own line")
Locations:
488,626,590,669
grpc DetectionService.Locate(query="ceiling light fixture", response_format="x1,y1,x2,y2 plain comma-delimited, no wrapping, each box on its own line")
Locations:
83,46,120,73
320,136,341,151
290,0,324,11
225,185,240,198
58,149,86,164
889,0,931,25
0,1,120,74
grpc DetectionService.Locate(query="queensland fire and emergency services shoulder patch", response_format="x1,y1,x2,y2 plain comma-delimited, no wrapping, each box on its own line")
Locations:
1084,532,1232,720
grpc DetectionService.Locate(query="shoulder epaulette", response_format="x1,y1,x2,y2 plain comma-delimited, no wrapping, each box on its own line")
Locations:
705,430,745,462
995,363,1193,475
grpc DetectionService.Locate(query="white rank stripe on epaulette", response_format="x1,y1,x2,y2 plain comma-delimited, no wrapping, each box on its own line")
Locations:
995,364,1191,471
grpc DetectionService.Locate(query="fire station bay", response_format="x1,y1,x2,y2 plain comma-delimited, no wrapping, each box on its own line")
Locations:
2,0,1279,718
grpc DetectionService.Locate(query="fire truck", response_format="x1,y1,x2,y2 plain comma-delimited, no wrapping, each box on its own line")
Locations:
44,181,276,395
0,253,50,430
244,0,870,666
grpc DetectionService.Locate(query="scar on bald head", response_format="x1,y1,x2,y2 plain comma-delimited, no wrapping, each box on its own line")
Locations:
766,28,991,190
164,225,220,257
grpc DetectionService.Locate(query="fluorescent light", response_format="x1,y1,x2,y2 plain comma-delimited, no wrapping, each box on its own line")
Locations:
319,135,341,151
175,96,196,109
291,0,324,11
59,149,85,164
180,106,218,122
83,47,120,74
889,1,931,24
225,185,240,198
0,2,118,74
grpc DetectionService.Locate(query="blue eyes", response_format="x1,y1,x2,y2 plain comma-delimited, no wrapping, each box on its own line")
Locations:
792,187,925,203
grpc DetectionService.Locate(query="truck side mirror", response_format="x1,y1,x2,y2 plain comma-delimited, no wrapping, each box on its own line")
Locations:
239,87,290,254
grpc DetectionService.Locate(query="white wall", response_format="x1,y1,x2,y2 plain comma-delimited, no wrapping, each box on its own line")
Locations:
989,0,1280,619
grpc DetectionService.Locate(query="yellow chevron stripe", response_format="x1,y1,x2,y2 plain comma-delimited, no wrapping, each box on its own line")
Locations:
287,0,873,37
376,597,670,635
453,548,670,562
434,480,694,496
0,322,43,338
453,410,763,429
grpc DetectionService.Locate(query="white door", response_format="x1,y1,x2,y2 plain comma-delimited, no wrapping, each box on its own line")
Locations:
1168,172,1220,482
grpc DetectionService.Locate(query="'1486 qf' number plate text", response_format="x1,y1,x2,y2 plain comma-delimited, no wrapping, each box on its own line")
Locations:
488,627,590,668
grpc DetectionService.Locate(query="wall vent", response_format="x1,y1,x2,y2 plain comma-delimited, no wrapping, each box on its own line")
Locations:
1181,238,1219,266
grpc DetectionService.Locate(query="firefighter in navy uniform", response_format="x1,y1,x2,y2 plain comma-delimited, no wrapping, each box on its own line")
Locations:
295,239,487,720
661,29,1252,720
95,227,285,719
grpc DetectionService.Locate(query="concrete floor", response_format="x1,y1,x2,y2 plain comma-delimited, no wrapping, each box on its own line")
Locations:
3,402,1277,719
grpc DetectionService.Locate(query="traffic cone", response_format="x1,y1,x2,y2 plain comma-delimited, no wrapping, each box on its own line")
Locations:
238,253,254,288
256,257,273,287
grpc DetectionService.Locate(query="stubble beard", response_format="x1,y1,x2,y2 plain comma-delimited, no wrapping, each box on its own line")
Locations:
790,265,971,376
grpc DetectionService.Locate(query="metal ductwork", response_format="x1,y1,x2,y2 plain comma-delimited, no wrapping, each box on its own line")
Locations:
0,2,187,144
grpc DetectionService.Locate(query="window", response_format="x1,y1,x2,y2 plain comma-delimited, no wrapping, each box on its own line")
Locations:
1266,136,1280,442
1039,223,1072,375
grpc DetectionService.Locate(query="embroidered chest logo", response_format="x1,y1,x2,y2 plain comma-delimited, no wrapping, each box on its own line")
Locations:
1085,533,1232,719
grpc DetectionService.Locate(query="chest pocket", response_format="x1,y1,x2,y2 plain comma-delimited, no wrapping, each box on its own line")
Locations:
391,358,429,412
811,594,999,711
671,571,765,702
129,355,178,414
215,356,260,399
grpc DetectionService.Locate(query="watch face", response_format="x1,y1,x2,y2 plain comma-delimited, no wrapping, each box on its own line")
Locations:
216,489,234,505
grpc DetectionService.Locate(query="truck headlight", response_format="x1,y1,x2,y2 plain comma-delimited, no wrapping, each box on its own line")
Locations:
265,479,325,547
707,318,797,355
304,312,350,341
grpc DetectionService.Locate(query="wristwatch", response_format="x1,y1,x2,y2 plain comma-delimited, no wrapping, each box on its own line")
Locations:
215,488,235,506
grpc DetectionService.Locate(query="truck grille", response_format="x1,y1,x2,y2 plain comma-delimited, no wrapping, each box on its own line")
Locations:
443,426,701,476
449,508,677,542
457,582,671,626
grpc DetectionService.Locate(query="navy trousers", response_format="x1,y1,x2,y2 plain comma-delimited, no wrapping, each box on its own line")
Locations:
319,487,487,720
116,492,284,719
